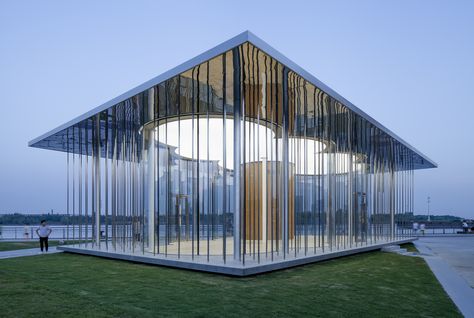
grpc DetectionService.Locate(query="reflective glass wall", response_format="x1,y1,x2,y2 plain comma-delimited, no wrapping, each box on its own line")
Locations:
58,42,415,265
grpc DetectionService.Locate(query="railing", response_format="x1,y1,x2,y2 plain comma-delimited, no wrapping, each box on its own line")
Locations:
0,225,109,241
0,224,468,241
0,225,227,241
401,226,464,235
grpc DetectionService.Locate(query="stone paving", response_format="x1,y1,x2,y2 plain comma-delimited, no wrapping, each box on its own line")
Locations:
415,236,474,318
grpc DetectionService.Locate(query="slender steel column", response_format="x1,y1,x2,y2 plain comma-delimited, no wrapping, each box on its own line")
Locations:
390,144,395,240
104,112,109,250
348,112,353,247
66,129,70,241
232,47,241,261
95,115,101,246
147,89,155,251
282,66,289,256
222,53,227,263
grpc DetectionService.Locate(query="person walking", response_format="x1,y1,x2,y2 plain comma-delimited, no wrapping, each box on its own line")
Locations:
412,222,419,235
462,220,469,233
23,224,30,240
36,220,52,252
420,223,426,236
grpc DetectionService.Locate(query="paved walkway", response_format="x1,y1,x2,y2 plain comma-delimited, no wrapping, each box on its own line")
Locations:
0,246,62,259
415,236,474,318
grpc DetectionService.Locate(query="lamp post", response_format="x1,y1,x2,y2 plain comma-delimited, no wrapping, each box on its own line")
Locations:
427,196,431,222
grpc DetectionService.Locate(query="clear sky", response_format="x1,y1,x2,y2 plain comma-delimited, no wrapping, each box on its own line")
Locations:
0,1,473,218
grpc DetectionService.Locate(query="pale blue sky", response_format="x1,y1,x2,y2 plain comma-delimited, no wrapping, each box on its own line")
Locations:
0,1,473,218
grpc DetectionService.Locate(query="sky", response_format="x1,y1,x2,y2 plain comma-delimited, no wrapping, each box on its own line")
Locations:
0,0,473,218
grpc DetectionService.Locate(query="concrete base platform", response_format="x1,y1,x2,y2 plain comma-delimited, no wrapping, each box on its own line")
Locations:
58,238,415,276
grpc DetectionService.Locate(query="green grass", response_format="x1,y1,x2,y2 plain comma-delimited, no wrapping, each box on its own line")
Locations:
0,241,59,251
0,250,460,317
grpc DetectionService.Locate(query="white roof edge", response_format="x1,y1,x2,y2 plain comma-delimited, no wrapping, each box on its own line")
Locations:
28,30,437,168
246,31,437,168
28,31,251,147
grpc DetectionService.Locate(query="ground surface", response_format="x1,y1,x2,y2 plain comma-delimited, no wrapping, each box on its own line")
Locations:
417,236,474,288
0,245,461,318
0,246,62,260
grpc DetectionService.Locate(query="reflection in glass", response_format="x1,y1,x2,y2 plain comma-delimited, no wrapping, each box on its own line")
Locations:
50,41,420,266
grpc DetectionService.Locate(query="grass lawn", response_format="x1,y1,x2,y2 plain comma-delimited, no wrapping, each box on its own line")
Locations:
0,246,460,317
0,240,86,251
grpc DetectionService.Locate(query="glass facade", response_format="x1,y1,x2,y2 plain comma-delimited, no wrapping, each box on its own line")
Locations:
30,35,436,272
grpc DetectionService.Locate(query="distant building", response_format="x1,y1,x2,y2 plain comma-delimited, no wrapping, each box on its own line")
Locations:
29,31,436,275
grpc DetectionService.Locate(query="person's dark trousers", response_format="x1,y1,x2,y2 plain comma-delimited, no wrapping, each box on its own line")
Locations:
39,237,48,252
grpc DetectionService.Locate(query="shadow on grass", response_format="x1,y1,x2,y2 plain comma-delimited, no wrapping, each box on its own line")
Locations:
400,243,419,253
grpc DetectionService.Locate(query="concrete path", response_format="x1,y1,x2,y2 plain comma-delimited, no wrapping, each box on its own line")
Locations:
0,246,62,259
415,237,474,318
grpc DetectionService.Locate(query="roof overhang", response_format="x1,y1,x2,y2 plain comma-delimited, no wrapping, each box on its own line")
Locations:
29,30,437,169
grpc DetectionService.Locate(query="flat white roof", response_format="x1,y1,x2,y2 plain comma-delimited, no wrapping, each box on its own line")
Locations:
29,31,436,168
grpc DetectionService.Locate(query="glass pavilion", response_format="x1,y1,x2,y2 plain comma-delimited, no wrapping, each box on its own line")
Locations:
29,31,436,275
